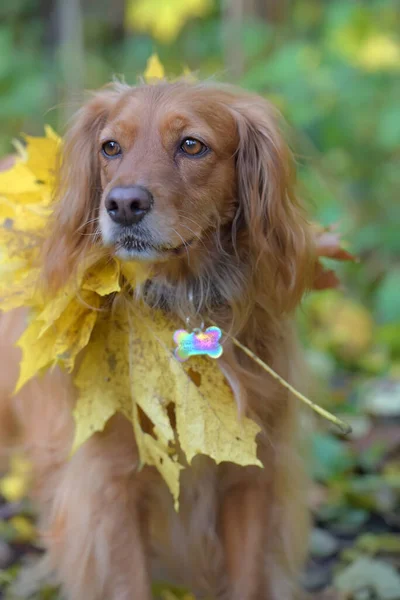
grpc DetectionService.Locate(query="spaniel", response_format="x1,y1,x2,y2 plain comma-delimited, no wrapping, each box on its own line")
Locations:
0,80,315,600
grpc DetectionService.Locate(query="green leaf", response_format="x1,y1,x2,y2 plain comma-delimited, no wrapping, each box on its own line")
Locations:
309,527,339,558
364,380,400,418
378,104,400,149
374,270,400,324
377,323,400,357
356,533,400,556
334,557,400,600
311,433,355,482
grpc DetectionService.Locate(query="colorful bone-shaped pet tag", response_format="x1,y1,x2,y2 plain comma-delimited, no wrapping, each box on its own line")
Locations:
173,326,223,362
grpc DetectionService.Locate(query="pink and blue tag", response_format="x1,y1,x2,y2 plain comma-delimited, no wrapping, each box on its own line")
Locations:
173,326,223,362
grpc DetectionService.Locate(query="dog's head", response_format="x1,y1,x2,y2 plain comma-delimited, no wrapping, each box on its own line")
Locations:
43,81,313,316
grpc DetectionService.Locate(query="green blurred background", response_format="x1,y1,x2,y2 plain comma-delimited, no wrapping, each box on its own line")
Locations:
0,1,400,597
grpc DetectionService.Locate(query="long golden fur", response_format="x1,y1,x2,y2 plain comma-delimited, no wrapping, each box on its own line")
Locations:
0,81,315,599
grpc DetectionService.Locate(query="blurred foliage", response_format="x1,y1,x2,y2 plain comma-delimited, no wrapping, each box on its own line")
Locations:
0,1,399,598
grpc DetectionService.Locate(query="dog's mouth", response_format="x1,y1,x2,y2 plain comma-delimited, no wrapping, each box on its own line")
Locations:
115,234,194,259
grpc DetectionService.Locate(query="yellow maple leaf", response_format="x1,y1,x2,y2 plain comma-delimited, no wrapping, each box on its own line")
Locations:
0,128,60,199
127,306,183,507
0,454,31,502
0,163,39,195
181,65,197,81
72,302,261,509
0,228,41,265
0,199,49,231
0,128,61,314
126,0,212,43
23,127,60,185
131,305,262,469
51,296,100,371
15,318,54,391
82,259,121,296
73,304,183,507
133,414,183,510
119,260,152,288
0,264,42,311
16,292,99,391
73,307,133,452
143,54,165,82
35,259,120,339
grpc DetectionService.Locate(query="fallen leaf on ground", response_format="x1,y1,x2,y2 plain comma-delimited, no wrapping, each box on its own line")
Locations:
312,224,357,291
334,556,400,599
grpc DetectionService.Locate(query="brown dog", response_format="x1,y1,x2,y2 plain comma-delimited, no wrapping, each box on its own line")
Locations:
0,81,315,599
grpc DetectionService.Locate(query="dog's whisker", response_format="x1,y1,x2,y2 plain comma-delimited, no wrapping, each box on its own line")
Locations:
175,213,214,247
79,228,101,238
171,228,191,264
176,223,202,241
75,217,100,233
78,226,102,241
177,224,209,252
175,212,205,231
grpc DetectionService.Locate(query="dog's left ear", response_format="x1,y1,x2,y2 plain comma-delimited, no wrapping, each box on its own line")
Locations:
231,96,314,313
41,87,121,290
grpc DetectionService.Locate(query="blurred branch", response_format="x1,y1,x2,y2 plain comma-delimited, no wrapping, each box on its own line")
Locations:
222,0,245,80
222,0,290,79
248,0,290,24
56,0,85,123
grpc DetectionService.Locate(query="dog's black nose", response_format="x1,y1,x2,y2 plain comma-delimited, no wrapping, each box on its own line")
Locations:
105,186,153,226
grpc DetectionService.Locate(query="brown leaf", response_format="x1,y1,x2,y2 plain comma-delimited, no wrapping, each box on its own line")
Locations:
312,223,357,290
316,231,357,262
313,262,342,291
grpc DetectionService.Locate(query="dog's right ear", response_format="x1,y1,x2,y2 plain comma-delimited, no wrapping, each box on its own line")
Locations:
42,88,120,290
231,95,314,314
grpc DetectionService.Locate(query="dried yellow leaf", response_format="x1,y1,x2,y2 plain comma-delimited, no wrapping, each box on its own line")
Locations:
82,259,121,296
119,260,151,288
133,412,183,510
0,475,27,503
0,265,41,311
0,128,61,315
23,132,60,186
16,292,99,391
51,295,99,371
72,302,261,508
9,516,36,542
0,199,49,231
131,305,262,468
73,307,132,452
0,162,39,195
143,54,165,82
0,454,31,502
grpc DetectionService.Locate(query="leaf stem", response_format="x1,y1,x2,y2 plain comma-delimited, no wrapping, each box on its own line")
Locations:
212,321,352,435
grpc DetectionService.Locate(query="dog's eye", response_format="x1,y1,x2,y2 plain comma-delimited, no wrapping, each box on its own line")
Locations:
180,137,208,157
102,141,121,158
